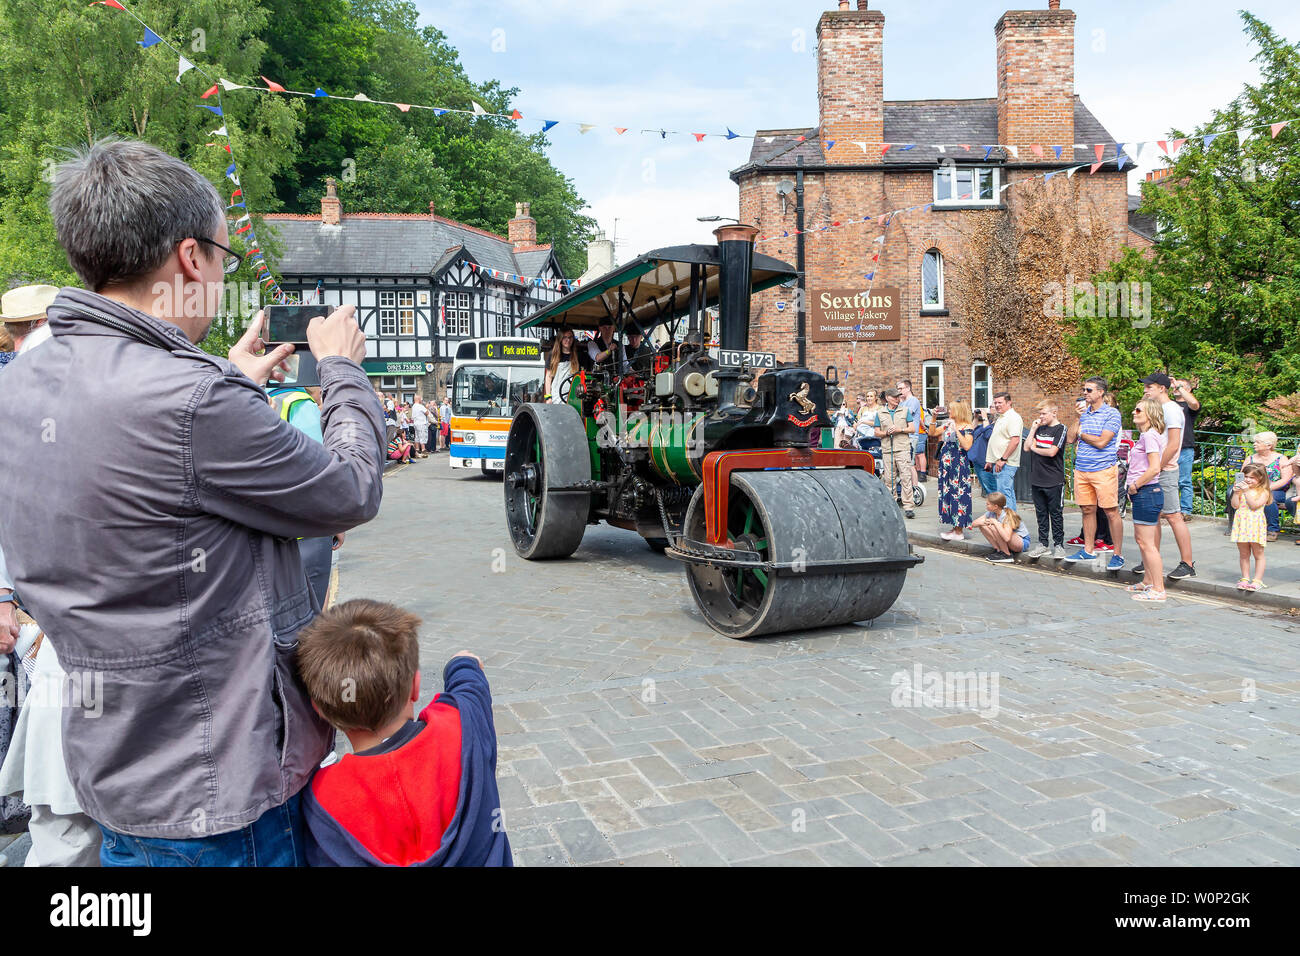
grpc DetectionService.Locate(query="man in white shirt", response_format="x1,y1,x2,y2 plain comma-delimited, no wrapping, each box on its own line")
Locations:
411,397,430,458
985,392,1024,511
1139,373,1196,580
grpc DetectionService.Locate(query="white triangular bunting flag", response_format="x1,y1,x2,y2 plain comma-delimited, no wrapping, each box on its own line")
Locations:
579,123,597,134
1066,164,1085,179
761,136,774,144
851,141,868,153
1238,128,1253,146
219,78,244,91
210,126,228,137
937,145,946,153
471,101,488,116
1005,145,1019,159
177,56,195,83
353,93,372,102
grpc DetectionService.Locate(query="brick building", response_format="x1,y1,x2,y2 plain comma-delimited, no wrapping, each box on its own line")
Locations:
732,1,1130,413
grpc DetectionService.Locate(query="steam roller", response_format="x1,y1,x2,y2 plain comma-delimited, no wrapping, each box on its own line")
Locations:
503,223,922,638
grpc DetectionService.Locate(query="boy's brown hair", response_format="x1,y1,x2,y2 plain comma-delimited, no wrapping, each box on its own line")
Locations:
296,599,421,732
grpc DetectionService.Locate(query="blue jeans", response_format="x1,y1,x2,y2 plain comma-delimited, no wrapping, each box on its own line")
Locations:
976,464,998,496
1177,447,1194,516
99,792,307,867
1265,487,1293,535
995,464,1018,511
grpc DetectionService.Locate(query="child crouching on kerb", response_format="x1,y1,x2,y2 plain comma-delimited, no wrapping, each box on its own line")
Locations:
295,599,512,866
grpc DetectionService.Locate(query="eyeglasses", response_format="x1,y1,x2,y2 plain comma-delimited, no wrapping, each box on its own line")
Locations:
1083,386,1098,393
192,236,244,275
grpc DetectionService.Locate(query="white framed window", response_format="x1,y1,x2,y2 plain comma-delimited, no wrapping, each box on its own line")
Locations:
922,249,944,310
379,291,395,308
922,361,944,410
933,166,998,205
972,361,992,410
379,309,396,336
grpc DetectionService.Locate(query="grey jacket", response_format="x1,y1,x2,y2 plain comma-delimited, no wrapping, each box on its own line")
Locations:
0,289,385,838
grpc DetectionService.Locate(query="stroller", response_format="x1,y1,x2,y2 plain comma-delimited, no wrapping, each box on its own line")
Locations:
1067,433,1133,551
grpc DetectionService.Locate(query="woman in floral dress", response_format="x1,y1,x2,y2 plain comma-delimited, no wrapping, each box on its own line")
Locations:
932,400,975,540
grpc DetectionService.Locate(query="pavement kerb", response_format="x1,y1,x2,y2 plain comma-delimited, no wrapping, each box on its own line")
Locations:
906,527,1300,614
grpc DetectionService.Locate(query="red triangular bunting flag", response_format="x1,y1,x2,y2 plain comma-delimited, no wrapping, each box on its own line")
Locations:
795,135,806,142
510,109,522,120
235,223,252,234
960,144,970,151
1094,144,1105,162
1271,122,1288,138
872,254,879,263
693,133,706,142
1090,162,1103,174
200,85,219,99
1157,140,1168,155
614,127,627,135
396,103,411,112
1031,144,1044,158
880,144,892,156
231,189,242,198
1171,138,1187,154
92,0,125,8
261,76,286,92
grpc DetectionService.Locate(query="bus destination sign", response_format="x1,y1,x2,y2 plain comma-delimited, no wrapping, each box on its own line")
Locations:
479,340,542,361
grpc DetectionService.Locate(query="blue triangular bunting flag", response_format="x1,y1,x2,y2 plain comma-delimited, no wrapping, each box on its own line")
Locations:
725,128,739,140
983,146,994,160
139,27,162,48
1053,145,1063,159
313,88,328,98
825,141,835,150
1204,133,1221,149
541,120,558,133
225,163,237,178
900,144,916,151
865,272,874,281
434,108,448,116
197,105,223,116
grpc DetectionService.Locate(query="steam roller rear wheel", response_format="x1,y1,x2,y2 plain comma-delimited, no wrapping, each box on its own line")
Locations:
683,469,911,638
503,403,590,559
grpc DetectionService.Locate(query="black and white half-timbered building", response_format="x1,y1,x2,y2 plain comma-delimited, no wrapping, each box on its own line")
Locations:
263,182,567,403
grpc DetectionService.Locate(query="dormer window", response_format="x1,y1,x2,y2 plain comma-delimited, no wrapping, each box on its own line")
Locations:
933,166,998,205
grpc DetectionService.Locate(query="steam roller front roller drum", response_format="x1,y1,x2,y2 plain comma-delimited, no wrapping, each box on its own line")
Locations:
503,403,591,559
682,469,911,638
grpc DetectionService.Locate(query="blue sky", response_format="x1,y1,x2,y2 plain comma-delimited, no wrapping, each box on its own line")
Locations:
420,0,1300,265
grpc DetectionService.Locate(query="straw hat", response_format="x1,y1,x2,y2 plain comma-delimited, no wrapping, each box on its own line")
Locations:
1,285,59,323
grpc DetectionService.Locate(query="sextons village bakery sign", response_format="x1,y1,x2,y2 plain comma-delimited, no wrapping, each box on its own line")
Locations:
810,287,902,342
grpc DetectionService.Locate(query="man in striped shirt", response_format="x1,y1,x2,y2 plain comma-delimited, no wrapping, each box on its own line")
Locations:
1065,377,1125,570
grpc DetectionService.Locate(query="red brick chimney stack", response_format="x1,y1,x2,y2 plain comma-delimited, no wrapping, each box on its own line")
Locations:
429,200,436,218
508,202,538,249
996,6,1075,161
321,177,342,226
817,4,885,165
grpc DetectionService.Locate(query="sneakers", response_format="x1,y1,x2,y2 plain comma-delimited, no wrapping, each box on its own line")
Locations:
1051,545,1068,559
1236,577,1253,590
986,551,1014,563
1094,540,1114,553
1062,548,1096,563
1107,554,1125,571
904,510,915,519
1131,562,1145,576
1067,535,1084,546
1026,544,1051,559
940,530,966,541
1167,561,1196,580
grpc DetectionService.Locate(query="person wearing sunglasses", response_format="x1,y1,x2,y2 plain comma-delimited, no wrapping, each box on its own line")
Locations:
1064,376,1125,569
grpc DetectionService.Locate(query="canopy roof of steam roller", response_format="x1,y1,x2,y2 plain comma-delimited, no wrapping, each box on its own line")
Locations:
517,244,797,333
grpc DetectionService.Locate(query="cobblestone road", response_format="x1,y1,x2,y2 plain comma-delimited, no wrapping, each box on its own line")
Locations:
339,458,1300,866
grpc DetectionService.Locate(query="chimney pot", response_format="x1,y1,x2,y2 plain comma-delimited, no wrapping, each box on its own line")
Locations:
429,200,436,218
1048,0,1061,7
321,177,342,226
857,0,869,8
838,1,849,10
508,201,537,249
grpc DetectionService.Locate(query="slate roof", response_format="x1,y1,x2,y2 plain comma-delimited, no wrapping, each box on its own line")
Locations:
1128,195,1157,241
733,96,1122,179
260,212,561,282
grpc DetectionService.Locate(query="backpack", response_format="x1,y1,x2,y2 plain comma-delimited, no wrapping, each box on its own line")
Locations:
968,424,992,468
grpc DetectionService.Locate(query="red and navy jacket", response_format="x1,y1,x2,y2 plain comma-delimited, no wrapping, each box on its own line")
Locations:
301,656,512,866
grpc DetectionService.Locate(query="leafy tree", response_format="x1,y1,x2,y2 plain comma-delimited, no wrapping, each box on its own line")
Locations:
1068,12,1300,431
0,0,303,354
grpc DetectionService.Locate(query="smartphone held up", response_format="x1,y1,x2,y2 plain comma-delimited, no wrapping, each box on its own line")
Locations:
264,304,330,388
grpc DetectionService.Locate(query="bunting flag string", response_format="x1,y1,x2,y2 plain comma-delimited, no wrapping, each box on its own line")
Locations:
464,260,585,293
92,0,293,302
